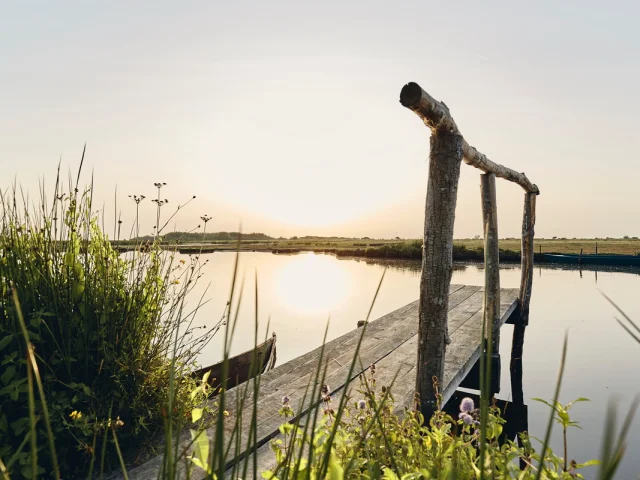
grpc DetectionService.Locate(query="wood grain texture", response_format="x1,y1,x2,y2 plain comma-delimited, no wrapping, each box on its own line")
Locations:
481,173,500,354
519,192,536,327
416,128,463,418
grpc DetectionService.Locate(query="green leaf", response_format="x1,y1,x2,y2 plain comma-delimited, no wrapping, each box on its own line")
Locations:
0,365,16,385
329,456,344,480
190,429,209,469
0,334,14,352
279,422,294,435
567,397,590,409
191,407,204,424
531,398,555,409
575,459,600,468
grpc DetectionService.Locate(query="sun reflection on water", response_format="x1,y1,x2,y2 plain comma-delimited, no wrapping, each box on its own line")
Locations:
273,253,351,314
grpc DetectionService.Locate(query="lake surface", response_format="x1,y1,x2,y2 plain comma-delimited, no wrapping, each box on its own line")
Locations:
181,251,640,478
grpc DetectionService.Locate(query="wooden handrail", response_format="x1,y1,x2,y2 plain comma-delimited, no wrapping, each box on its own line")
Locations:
400,82,539,195
400,81,539,418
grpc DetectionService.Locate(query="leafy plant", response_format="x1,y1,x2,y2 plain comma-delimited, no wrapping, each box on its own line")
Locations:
263,372,598,479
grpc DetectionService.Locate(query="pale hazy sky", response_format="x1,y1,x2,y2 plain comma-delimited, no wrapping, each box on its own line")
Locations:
2,1,639,239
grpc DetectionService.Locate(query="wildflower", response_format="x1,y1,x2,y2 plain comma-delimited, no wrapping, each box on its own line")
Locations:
459,412,473,425
223,410,229,417
69,410,82,420
358,399,367,410
370,364,376,374
180,259,186,264
321,385,330,396
282,395,290,406
115,417,124,428
172,279,180,285
460,397,474,413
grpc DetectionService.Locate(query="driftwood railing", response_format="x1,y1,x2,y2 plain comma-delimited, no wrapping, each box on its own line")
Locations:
400,82,539,416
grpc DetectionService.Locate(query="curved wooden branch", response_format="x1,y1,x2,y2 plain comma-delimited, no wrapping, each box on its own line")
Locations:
400,82,540,194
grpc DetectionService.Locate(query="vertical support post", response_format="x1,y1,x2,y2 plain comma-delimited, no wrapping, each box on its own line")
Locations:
481,173,501,394
511,193,536,371
518,192,536,327
481,173,500,354
416,127,463,419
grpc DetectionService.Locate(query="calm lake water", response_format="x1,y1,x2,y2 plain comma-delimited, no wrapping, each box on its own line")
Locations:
182,251,640,478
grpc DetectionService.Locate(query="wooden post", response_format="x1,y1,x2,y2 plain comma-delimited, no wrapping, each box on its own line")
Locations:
401,82,465,418
595,242,598,256
480,173,500,355
400,81,539,418
579,248,583,265
511,193,536,372
518,193,536,327
415,128,463,418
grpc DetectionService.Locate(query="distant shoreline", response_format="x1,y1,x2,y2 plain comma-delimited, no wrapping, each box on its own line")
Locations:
112,237,640,263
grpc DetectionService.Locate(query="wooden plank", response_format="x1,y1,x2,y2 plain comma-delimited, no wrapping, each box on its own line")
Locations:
392,288,519,412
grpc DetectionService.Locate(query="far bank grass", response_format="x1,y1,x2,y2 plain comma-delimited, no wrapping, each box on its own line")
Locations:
114,237,640,260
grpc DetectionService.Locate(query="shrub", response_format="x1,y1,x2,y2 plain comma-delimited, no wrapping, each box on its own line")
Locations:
0,174,210,477
264,372,598,479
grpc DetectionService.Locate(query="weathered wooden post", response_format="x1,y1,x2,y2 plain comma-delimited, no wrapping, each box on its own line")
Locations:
511,192,536,366
481,173,500,393
481,173,500,352
400,83,463,417
401,81,539,419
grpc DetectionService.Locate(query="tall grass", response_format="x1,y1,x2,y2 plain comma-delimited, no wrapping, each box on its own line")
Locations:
0,164,212,478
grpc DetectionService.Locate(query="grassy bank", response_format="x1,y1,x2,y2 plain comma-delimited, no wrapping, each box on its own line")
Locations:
115,237,640,261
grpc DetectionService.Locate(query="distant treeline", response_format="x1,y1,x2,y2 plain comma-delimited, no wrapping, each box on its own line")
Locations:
122,231,275,243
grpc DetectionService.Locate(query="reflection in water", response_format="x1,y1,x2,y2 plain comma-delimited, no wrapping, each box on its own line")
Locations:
183,252,639,476
273,254,350,314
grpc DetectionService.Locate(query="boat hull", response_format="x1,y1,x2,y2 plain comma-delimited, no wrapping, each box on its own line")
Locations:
192,333,277,392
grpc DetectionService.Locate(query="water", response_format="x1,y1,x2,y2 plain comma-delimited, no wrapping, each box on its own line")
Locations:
182,251,640,477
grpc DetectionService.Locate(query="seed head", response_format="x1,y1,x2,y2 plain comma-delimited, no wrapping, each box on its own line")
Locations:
358,400,367,410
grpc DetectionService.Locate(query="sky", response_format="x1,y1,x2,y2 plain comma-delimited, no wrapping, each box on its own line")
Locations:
1,1,639,239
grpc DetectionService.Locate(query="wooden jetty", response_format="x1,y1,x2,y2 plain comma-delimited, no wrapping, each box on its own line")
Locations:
122,81,539,478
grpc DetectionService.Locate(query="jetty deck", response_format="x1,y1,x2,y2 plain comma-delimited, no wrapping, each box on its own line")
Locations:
127,284,519,479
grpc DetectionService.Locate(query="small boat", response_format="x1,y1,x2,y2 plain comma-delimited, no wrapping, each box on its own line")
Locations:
192,333,277,391
540,253,640,267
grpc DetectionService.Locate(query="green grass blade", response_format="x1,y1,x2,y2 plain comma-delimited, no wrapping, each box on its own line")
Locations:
111,428,129,480
12,288,60,480
535,332,568,480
